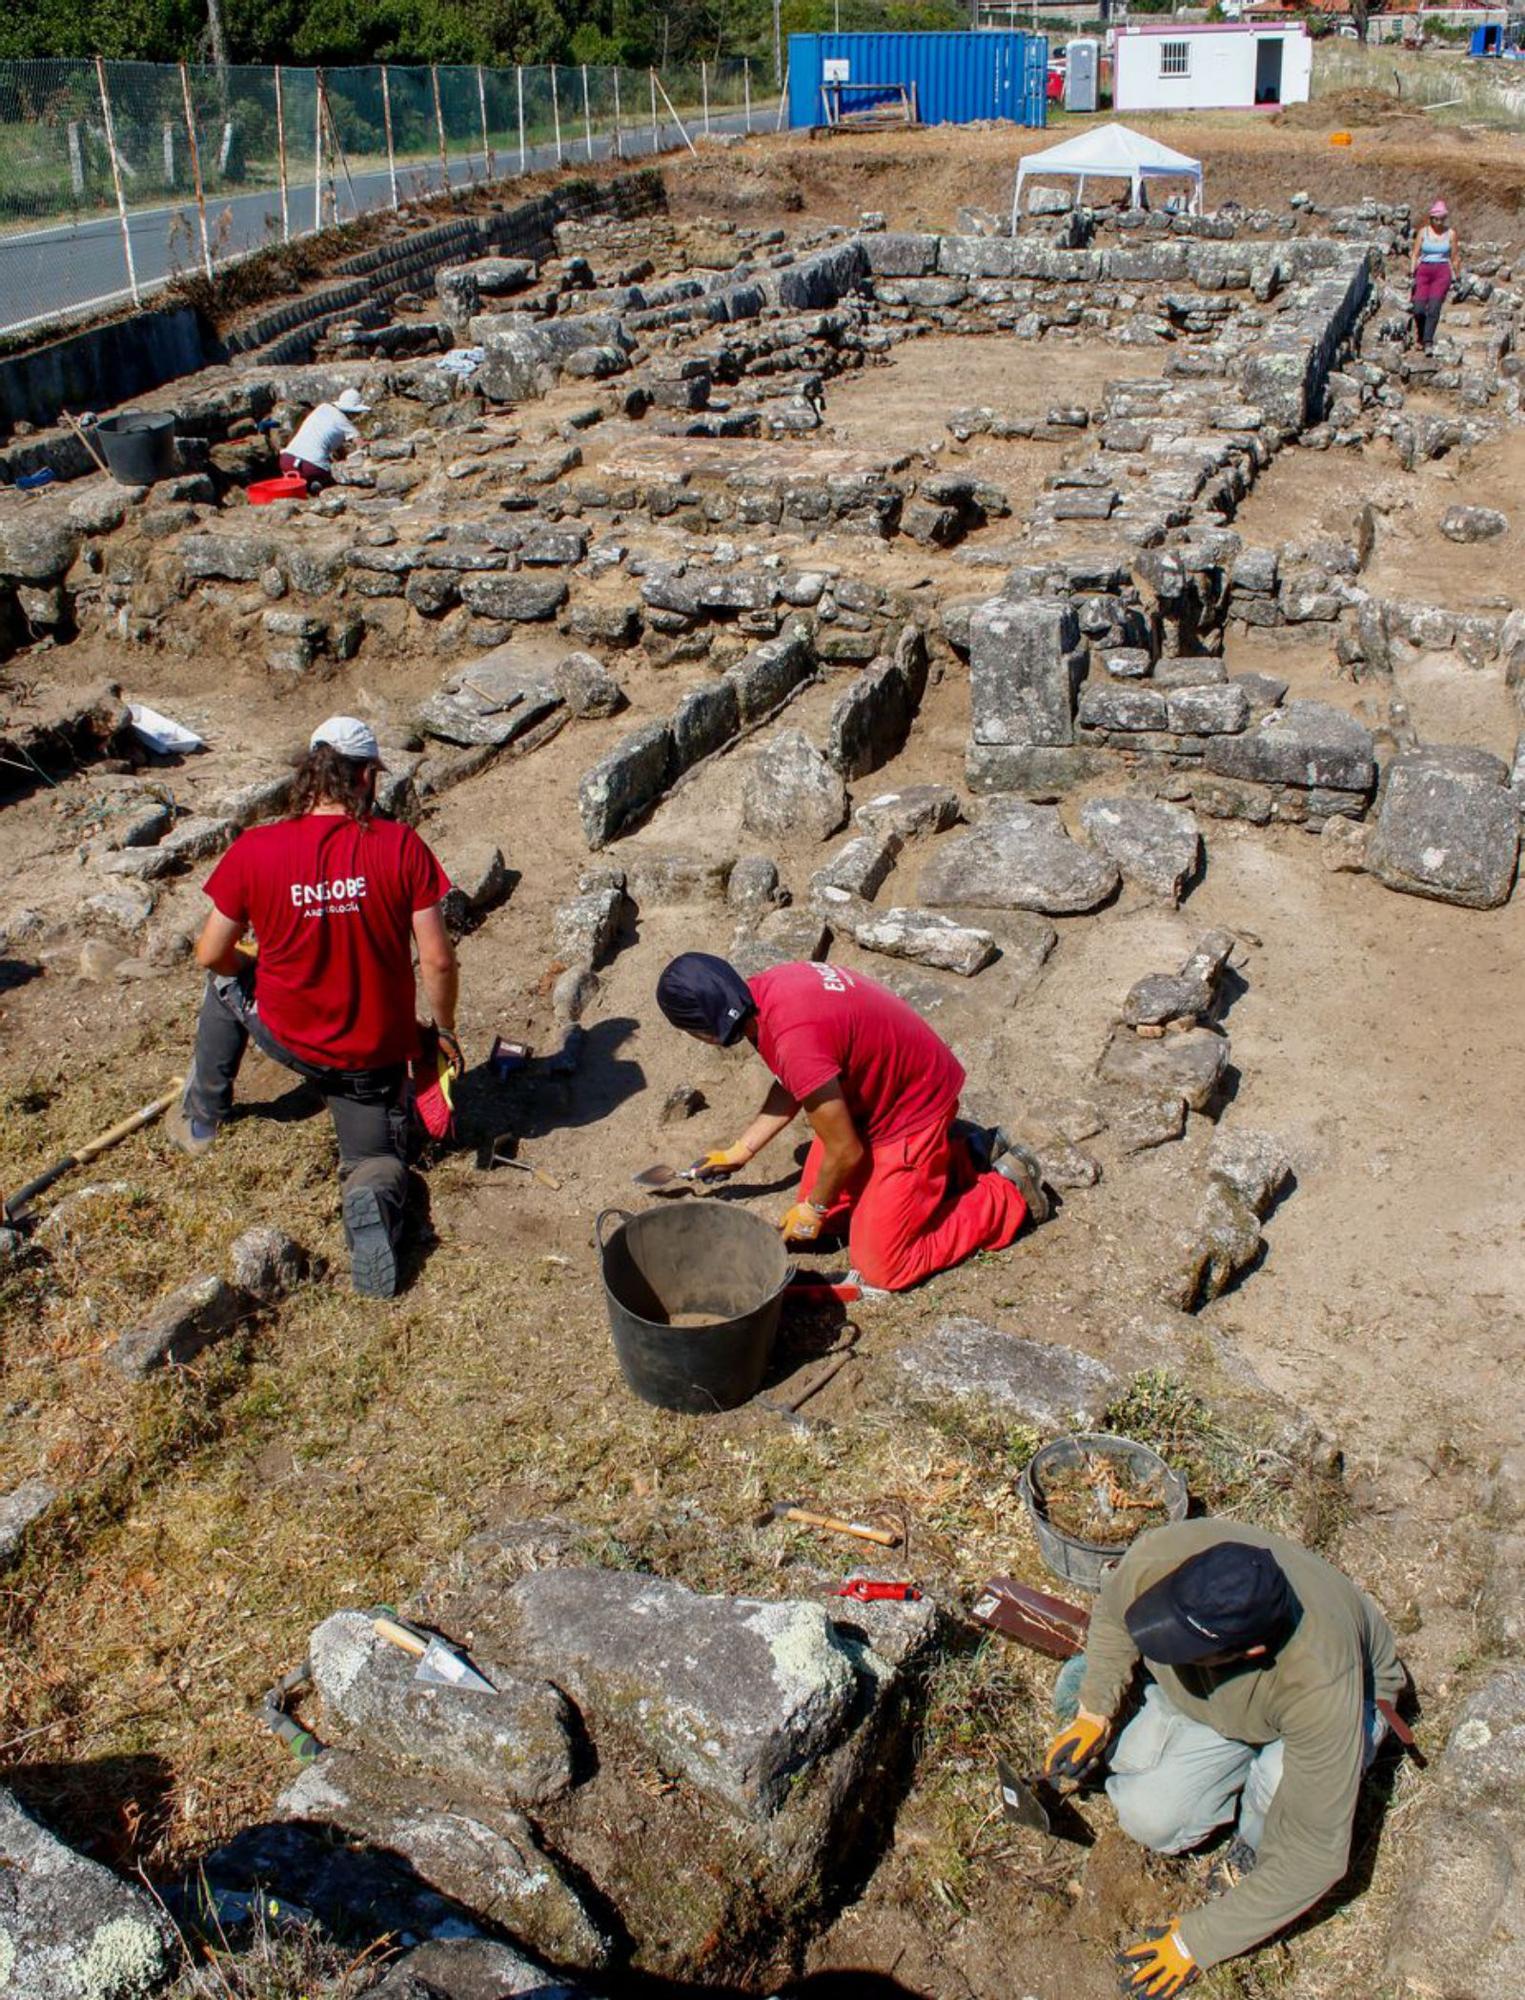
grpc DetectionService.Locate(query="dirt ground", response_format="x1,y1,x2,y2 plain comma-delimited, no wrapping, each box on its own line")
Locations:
665,111,1525,243
0,116,1522,2000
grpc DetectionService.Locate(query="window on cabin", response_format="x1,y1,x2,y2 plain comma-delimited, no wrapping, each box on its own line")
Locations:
1159,40,1190,77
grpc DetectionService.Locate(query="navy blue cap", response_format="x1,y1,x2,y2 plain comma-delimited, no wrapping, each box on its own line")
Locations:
656,953,756,1049
1124,1543,1300,1665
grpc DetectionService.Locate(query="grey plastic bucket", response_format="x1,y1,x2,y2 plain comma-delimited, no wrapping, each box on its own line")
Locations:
596,1204,789,1414
1021,1431,1189,1593
93,410,177,486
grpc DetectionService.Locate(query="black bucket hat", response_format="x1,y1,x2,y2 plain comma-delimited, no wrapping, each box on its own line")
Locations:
1125,1543,1300,1665
656,953,756,1048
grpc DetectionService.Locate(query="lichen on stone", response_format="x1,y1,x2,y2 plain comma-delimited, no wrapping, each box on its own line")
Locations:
77,1914,170,1999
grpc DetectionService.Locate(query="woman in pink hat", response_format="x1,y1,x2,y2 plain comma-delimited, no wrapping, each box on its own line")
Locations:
1410,199,1460,354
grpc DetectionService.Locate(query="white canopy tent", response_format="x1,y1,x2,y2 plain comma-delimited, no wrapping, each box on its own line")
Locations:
1011,123,1204,230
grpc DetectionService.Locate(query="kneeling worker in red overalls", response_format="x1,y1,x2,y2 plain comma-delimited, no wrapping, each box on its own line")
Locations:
655,953,1048,1292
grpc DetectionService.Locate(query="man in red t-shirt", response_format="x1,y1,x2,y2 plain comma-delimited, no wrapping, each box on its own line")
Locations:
166,715,459,1298
655,953,1048,1293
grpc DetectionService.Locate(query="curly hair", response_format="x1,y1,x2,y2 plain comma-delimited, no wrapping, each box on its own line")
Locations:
290,744,377,822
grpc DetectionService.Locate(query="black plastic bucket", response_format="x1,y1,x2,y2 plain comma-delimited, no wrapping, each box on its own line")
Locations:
93,411,177,486
596,1204,789,1414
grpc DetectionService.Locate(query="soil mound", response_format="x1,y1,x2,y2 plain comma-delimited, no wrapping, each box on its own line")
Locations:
1274,86,1427,130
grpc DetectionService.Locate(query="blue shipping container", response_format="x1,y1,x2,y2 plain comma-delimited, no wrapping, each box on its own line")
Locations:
788,30,1048,132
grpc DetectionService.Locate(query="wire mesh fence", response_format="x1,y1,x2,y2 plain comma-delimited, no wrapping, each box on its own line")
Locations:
0,55,774,341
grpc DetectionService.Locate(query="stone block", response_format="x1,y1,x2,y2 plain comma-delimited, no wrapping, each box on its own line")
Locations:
577,721,674,849
625,854,732,906
862,232,940,278
811,832,901,903
179,533,277,582
1207,1128,1291,1219
1077,685,1167,734
369,1940,602,2000
1367,749,1519,910
278,1750,610,1967
853,784,961,841
459,575,568,623
553,887,624,969
725,625,814,724
1097,1026,1230,1113
891,1315,1116,1427
920,799,1118,915
554,651,626,718
0,1790,172,1998
1441,504,1507,544
851,908,996,978
0,1479,55,1563
114,1273,243,1378
1115,1094,1187,1155
728,856,784,913
826,658,915,779
1166,1179,1264,1312
308,1610,575,1808
966,743,1102,795
1166,684,1250,737
969,597,1082,749
670,679,741,773
229,1227,308,1303
742,730,847,844
1204,701,1376,794
1079,797,1201,906
518,523,588,567
497,1570,859,1819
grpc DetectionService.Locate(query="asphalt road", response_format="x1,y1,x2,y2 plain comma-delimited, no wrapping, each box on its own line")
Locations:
0,107,760,338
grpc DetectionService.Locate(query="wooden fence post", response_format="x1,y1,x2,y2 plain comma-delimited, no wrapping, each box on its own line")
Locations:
431,64,449,194
95,57,140,305
177,61,215,279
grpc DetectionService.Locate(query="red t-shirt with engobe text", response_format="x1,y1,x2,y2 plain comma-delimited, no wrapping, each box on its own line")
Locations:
203,814,451,1070
750,961,965,1145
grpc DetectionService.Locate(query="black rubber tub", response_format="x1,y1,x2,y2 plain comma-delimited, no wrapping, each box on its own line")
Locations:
93,410,177,486
596,1203,789,1414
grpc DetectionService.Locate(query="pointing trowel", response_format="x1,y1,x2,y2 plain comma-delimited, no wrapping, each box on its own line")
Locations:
373,1616,496,1693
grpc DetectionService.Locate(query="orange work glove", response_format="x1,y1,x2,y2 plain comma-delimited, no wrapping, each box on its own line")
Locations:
778,1200,827,1242
1042,1708,1111,1783
695,1143,751,1180
1115,1925,1198,1999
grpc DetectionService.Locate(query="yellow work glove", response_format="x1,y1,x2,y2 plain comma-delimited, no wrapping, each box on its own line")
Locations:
695,1143,751,1180
435,1027,464,1078
1042,1708,1110,1783
1116,1926,1197,1999
779,1200,827,1242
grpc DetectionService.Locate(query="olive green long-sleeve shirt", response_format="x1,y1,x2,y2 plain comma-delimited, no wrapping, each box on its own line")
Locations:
1078,1519,1403,1971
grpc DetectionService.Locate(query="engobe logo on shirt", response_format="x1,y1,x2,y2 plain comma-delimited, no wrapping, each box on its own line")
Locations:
290,875,368,916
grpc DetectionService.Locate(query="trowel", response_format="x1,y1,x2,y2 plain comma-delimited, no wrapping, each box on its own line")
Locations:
373,1616,496,1694
996,1755,1094,1847
631,1156,719,1196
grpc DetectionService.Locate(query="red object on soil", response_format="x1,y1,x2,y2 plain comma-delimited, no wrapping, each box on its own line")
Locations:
829,1580,922,1602
248,473,311,504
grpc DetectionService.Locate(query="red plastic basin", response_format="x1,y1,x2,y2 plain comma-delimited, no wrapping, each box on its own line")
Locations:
248,473,310,505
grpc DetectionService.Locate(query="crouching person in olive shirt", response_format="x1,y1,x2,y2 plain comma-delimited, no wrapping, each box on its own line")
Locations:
1041,1521,1403,1995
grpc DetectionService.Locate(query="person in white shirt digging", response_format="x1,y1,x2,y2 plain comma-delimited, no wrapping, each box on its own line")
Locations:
280,386,369,492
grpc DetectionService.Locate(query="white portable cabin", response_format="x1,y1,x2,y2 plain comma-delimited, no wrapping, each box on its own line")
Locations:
1113,23,1312,113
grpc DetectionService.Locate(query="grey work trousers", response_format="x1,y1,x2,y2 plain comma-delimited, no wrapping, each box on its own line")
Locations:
184,966,410,1247
1105,1681,1385,1855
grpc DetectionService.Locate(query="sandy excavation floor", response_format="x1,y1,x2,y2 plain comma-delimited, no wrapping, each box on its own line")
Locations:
0,115,1522,1999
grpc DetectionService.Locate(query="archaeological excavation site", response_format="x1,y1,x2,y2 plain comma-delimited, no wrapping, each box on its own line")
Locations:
0,115,1523,2000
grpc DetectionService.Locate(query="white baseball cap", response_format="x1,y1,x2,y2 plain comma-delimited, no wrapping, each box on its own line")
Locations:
310,715,383,764
336,387,371,415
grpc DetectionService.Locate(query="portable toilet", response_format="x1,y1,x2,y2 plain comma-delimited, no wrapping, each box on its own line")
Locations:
1470,23,1503,55
1065,37,1100,112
